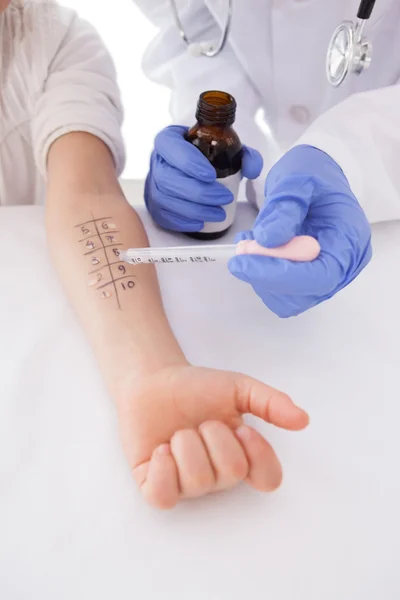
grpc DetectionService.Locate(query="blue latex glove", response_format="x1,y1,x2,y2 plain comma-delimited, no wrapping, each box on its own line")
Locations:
229,145,372,318
145,125,263,232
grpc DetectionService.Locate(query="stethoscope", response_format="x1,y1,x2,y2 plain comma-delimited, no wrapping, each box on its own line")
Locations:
169,0,377,87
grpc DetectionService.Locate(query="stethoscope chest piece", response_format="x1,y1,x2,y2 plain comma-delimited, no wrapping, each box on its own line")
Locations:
327,22,353,87
326,1,376,87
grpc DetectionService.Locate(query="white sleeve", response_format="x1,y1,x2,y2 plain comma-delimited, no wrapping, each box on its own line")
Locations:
134,0,263,143
32,11,126,177
296,84,400,225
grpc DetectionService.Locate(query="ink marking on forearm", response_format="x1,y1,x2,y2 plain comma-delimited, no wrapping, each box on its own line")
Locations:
75,215,136,308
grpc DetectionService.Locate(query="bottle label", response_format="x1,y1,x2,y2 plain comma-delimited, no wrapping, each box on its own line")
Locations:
201,171,241,234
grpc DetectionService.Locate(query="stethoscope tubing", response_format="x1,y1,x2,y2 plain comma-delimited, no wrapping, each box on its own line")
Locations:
170,0,377,85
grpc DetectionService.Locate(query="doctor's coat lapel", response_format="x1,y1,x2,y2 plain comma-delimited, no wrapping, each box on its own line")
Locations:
204,0,277,118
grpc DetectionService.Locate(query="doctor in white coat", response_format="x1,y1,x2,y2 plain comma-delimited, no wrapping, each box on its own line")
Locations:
134,0,400,318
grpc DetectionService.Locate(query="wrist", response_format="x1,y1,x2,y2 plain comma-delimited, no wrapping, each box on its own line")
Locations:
99,341,189,412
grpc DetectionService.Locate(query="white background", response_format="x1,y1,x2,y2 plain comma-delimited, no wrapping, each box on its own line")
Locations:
61,0,172,180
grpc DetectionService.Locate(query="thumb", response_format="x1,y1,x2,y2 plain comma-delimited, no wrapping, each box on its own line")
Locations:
254,182,312,248
241,146,264,180
234,374,309,431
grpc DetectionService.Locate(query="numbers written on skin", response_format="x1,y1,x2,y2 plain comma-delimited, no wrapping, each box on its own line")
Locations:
76,216,135,308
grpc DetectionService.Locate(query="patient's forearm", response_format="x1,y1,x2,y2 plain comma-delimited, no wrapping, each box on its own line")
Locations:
45,133,186,403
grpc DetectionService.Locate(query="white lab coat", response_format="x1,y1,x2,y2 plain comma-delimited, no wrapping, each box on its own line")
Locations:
0,0,125,206
135,0,400,224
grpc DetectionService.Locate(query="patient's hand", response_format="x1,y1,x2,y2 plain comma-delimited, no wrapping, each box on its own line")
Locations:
117,364,309,509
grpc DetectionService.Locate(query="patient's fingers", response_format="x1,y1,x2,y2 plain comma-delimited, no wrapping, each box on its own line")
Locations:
236,425,283,491
170,429,215,498
135,444,180,510
199,421,249,490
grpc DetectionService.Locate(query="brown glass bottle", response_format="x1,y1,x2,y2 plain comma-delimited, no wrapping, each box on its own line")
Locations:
185,90,243,240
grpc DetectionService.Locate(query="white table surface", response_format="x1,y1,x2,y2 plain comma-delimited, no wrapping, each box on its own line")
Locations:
1,199,400,600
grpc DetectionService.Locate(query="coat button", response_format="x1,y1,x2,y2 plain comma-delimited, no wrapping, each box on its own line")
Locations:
289,105,311,124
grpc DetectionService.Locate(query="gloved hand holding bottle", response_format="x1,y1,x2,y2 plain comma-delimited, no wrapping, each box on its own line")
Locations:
229,145,372,317
145,124,263,234
145,90,263,239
